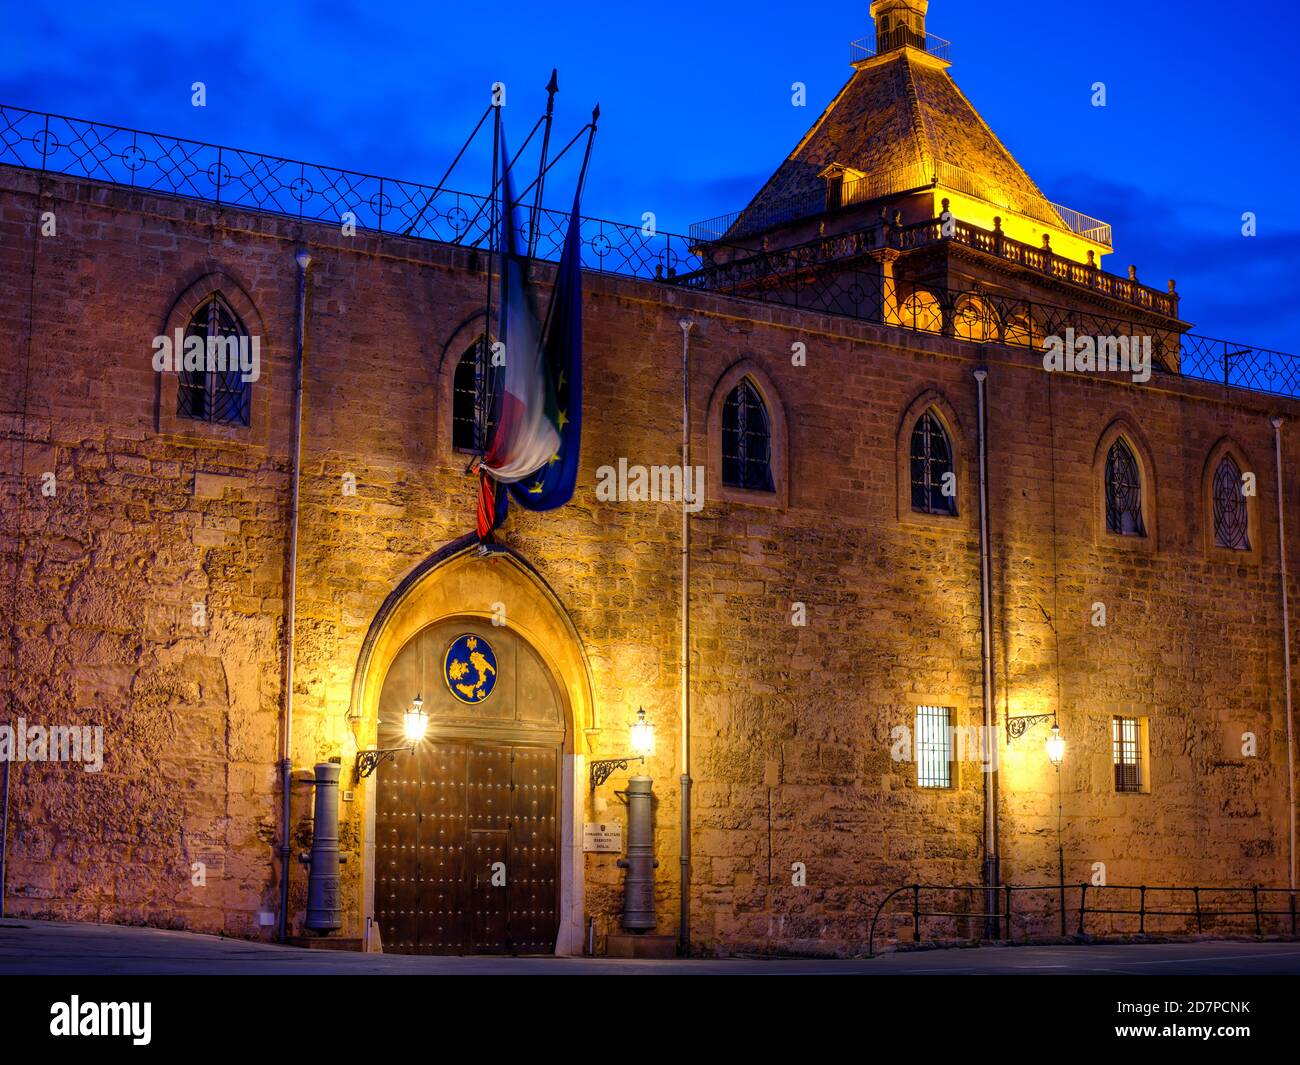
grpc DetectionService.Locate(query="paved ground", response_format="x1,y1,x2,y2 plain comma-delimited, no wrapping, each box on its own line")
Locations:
3,919,1300,974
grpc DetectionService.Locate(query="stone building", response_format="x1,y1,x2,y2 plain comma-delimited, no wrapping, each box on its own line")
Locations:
1,0,1296,956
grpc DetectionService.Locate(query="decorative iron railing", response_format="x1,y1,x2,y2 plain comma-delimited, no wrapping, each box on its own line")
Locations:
849,31,952,65
867,883,1300,956
1,103,1297,400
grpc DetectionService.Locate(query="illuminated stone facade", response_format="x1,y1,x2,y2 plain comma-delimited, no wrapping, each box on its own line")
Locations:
1,8,1296,956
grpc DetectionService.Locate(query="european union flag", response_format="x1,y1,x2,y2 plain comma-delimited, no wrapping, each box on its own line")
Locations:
499,191,583,517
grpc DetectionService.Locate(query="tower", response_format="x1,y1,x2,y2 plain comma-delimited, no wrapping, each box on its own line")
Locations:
688,2,1185,361
870,0,929,53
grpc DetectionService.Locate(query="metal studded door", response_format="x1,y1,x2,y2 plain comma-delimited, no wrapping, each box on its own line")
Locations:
375,740,559,955
507,746,560,952
374,740,468,954
467,744,512,953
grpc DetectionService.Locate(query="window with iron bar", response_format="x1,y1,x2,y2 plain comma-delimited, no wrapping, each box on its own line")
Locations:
1213,453,1250,550
910,410,957,516
177,294,251,426
916,705,953,788
1105,438,1146,536
721,378,775,492
1113,715,1143,793
452,335,500,453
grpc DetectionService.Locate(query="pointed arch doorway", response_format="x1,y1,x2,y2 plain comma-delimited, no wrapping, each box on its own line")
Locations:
351,541,595,956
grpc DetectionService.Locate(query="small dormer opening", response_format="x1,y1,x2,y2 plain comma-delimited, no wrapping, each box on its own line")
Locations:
820,163,867,212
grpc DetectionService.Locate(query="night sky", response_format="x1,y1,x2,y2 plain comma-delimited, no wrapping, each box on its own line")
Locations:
3,0,1296,351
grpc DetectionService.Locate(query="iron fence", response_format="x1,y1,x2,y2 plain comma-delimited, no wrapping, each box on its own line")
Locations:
867,882,1300,956
849,31,952,65
0,103,702,281
2,103,1298,400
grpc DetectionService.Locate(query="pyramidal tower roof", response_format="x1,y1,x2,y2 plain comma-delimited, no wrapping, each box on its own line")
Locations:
714,1,1111,258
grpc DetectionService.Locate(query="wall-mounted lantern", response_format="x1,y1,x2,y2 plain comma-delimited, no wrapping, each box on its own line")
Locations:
1045,722,1065,766
404,695,429,744
629,706,655,758
355,694,427,782
590,706,654,791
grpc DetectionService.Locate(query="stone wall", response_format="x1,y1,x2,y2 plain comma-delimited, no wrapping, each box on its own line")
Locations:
1,166,1296,954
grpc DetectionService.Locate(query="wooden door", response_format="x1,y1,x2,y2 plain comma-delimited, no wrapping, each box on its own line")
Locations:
375,739,559,954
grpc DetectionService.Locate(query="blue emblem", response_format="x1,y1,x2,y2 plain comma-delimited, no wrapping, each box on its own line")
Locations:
443,633,498,704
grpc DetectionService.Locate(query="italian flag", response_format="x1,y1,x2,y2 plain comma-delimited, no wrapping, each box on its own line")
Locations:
476,125,562,538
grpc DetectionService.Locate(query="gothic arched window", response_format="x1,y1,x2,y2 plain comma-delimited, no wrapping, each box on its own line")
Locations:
910,410,957,516
1105,437,1146,536
178,294,251,426
451,336,500,453
1212,453,1250,550
721,379,774,492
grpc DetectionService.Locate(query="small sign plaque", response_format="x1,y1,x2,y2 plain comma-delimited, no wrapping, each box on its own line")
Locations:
583,822,623,853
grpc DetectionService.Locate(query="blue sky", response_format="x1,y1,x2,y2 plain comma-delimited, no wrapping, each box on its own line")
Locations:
2,0,1296,351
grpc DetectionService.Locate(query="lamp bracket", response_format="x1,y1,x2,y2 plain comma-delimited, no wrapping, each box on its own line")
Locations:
589,755,645,791
354,746,414,781
1006,713,1055,741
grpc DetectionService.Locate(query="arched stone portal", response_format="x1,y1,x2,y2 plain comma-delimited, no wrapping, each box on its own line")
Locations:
349,540,595,955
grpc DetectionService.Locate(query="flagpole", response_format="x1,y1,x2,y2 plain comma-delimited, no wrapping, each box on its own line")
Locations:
479,99,502,458
462,113,549,248
510,123,594,210
576,103,600,200
538,104,600,345
528,69,559,260
403,102,493,237
472,101,504,546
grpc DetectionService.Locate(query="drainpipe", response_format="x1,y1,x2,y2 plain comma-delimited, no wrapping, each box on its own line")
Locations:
1272,416,1297,892
678,316,695,955
278,248,312,941
0,757,8,918
973,368,1000,936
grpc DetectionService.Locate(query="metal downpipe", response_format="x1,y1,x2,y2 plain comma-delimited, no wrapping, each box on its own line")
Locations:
277,248,312,941
1272,416,1297,892
678,316,694,955
974,368,1000,936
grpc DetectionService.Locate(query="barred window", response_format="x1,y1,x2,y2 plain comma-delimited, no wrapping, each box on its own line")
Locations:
452,336,500,453
178,295,251,426
721,379,774,492
1112,715,1143,793
910,410,956,516
1105,438,1146,536
916,705,953,788
1213,454,1250,550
